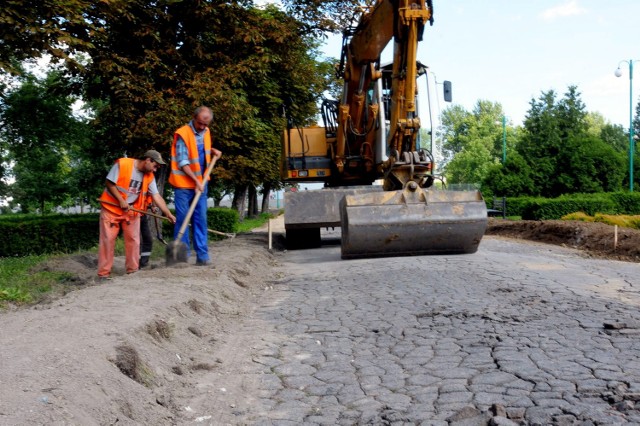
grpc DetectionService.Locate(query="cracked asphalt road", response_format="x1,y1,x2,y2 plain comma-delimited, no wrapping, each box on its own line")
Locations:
209,235,640,425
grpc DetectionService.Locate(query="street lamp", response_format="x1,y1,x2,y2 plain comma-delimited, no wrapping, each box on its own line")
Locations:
614,59,640,192
502,115,507,164
495,116,507,164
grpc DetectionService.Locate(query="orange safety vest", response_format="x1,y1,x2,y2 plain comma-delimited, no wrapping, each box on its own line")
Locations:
168,124,212,189
99,158,153,215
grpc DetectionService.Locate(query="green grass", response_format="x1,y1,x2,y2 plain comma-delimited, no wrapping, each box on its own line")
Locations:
236,211,279,233
0,237,135,307
0,255,75,306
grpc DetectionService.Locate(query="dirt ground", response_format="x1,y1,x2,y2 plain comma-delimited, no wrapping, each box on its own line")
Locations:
485,218,640,263
1,218,639,425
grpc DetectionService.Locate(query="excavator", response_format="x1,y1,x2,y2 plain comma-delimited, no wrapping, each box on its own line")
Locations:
281,0,487,259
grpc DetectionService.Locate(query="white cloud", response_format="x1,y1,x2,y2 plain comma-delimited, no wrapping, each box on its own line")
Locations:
540,0,587,20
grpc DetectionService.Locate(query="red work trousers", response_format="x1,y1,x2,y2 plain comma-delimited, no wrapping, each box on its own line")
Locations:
98,208,141,277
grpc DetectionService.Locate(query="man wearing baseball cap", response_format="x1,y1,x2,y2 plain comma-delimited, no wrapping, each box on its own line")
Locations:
144,149,166,165
97,150,176,280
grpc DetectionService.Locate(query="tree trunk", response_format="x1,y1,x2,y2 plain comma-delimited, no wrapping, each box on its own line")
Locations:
232,184,247,220
247,184,258,218
155,166,169,199
261,182,272,214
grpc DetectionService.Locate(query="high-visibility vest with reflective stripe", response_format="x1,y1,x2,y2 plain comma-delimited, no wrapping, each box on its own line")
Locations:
99,158,153,215
168,124,212,189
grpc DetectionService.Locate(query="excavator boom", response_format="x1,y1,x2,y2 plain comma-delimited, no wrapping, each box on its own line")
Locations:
281,0,488,257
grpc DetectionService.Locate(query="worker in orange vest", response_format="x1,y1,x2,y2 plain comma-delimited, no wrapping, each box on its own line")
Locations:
169,106,222,266
98,150,176,280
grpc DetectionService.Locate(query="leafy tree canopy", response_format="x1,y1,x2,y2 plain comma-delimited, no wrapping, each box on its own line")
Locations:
1,0,335,214
440,100,505,165
0,69,92,212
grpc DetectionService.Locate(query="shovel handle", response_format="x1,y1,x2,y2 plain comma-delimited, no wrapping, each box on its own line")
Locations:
98,199,171,221
174,157,218,240
208,228,235,238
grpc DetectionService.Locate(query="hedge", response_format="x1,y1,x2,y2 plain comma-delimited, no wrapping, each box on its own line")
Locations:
160,207,239,240
0,214,100,257
486,192,640,220
0,207,240,257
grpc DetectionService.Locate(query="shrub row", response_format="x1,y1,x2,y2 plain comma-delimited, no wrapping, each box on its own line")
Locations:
485,192,640,220
0,214,100,257
0,207,240,257
160,207,239,240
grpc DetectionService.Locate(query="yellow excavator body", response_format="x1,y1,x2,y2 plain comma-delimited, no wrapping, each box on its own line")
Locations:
281,0,488,258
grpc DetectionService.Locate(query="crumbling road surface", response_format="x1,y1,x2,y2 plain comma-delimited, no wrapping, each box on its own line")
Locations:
1,222,640,425
211,234,640,425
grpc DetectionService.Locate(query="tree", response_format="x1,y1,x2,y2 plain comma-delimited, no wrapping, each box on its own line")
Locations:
439,104,472,164
280,0,364,35
78,1,330,217
0,70,88,212
599,122,629,153
440,100,506,185
444,138,494,186
555,134,625,194
518,85,628,197
0,0,93,75
481,152,535,198
518,90,563,197
1,0,336,218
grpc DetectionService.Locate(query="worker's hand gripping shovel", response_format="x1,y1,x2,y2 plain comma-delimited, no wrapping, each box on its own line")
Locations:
98,199,172,222
166,157,218,266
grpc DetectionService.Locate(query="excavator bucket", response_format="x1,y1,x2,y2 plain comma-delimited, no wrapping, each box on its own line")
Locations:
340,188,488,259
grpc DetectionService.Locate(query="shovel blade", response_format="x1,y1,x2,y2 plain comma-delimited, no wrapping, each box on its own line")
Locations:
165,241,189,266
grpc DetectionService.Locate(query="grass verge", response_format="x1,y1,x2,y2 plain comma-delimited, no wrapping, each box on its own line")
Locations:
0,254,76,306
236,211,277,233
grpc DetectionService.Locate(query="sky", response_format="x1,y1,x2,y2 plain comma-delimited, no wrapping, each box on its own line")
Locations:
318,0,640,129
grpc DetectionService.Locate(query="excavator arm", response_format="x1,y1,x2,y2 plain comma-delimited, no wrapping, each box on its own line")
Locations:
336,0,434,190
281,0,488,258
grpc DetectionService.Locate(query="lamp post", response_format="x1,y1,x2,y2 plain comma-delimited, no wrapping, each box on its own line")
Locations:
615,59,640,192
495,116,507,164
502,115,507,164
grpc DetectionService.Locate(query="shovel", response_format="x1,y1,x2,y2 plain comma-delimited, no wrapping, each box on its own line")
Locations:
153,215,168,246
208,228,236,239
166,157,218,265
98,199,171,221
100,199,233,241
98,199,171,245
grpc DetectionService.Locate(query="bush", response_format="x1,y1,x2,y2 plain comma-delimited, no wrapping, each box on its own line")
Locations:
608,192,640,214
497,196,539,218
560,212,640,231
1,207,241,257
0,214,99,257
161,207,239,240
521,194,618,220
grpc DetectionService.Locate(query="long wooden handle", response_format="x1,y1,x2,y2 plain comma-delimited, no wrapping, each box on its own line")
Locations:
175,157,218,240
208,228,235,238
98,199,170,221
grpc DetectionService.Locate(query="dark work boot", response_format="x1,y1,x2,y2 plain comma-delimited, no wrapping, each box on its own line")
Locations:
139,256,150,268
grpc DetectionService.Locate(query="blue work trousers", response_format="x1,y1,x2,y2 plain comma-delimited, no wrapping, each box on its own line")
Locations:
173,187,209,262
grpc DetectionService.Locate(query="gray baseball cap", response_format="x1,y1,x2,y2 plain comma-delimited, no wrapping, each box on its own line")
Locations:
144,150,166,165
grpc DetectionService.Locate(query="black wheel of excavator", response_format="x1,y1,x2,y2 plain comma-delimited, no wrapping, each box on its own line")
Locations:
286,228,321,250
